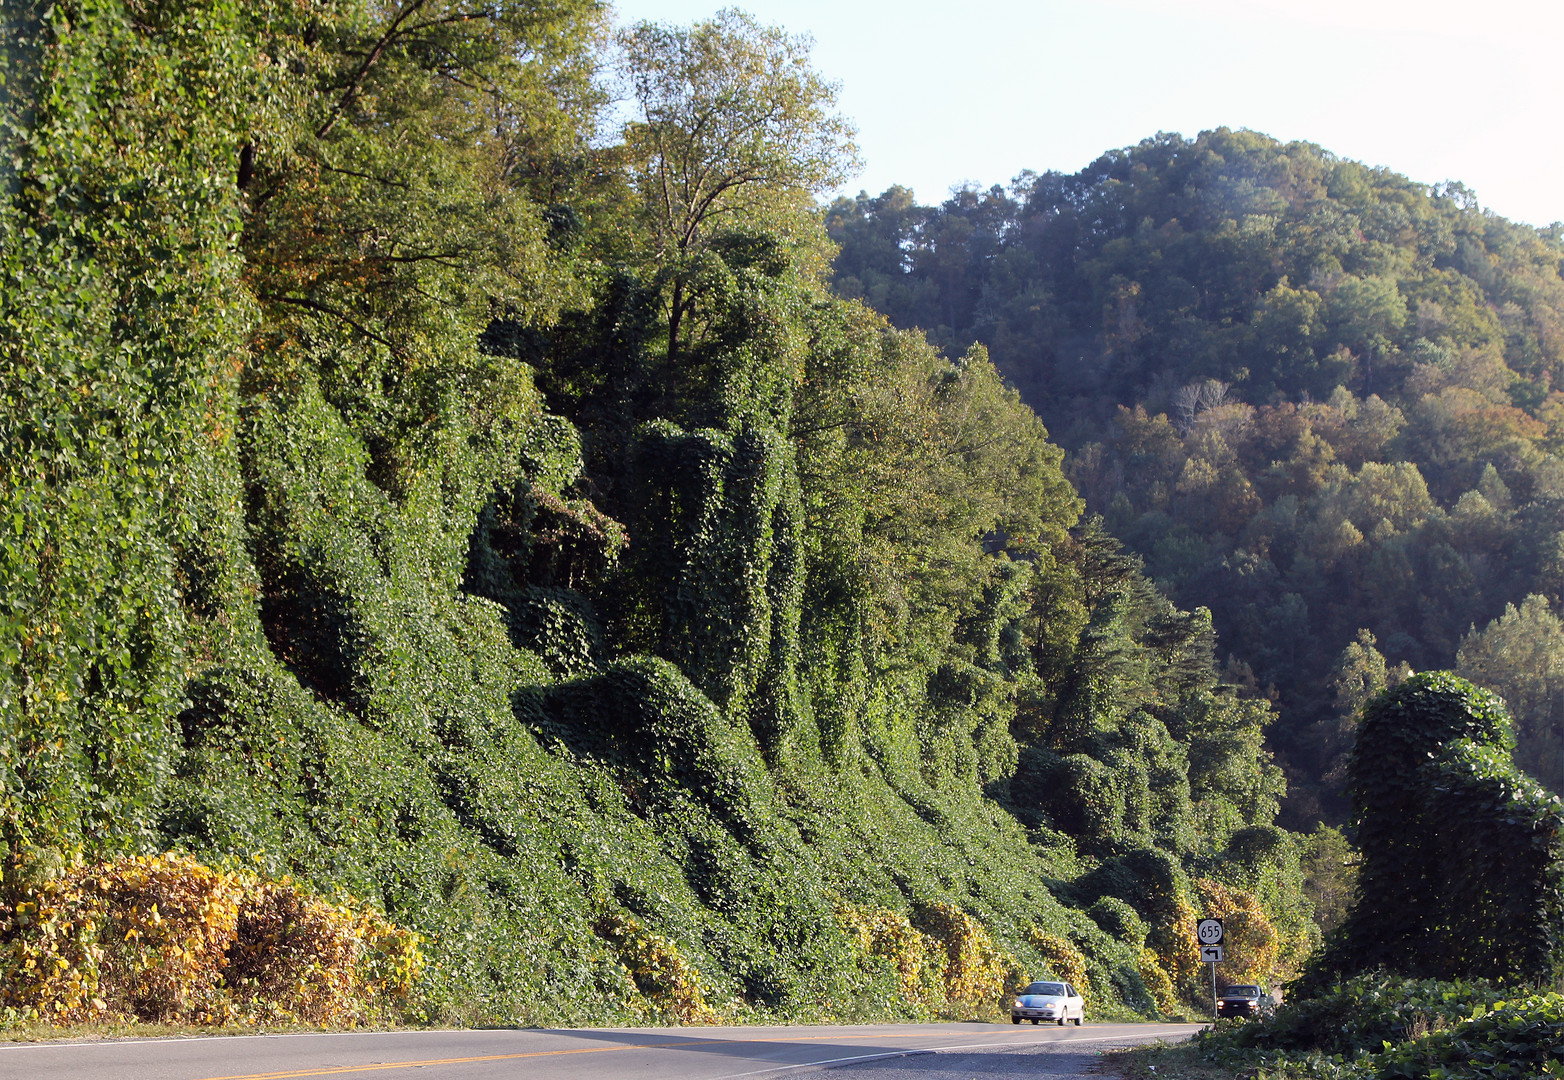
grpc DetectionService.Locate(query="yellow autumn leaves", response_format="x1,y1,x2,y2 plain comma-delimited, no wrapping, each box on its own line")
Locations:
836,903,1019,1019
0,853,421,1026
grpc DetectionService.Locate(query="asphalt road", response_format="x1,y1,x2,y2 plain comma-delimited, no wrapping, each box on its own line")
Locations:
0,1022,1200,1080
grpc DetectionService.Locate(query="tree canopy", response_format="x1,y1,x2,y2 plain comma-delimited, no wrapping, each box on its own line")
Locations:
828,129,1564,823
618,8,858,364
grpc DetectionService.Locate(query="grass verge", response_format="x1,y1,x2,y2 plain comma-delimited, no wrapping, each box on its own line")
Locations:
1109,1039,1241,1080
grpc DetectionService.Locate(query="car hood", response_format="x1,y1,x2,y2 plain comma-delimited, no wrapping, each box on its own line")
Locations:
1018,995,1065,1006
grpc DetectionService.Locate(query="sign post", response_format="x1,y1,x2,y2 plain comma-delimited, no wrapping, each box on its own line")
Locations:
1196,918,1224,1018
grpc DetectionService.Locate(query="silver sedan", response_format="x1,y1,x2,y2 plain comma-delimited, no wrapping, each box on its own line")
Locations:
1011,980,1085,1025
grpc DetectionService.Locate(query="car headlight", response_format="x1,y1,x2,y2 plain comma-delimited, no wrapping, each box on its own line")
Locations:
1013,1000,1024,1008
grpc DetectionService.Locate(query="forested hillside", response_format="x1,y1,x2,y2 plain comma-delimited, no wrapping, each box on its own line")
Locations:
1,3,1307,1024
829,130,1564,823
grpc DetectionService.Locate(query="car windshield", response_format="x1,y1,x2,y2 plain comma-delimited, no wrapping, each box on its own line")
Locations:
1024,982,1067,996
1225,986,1261,996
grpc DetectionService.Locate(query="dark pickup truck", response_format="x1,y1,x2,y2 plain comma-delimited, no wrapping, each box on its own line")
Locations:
1216,984,1272,1019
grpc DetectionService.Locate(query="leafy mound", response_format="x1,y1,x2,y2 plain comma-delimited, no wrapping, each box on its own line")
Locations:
1376,992,1564,1079
1206,974,1506,1059
1196,976,1564,1080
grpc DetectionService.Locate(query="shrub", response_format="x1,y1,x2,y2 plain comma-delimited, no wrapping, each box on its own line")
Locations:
1137,947,1179,1015
1029,928,1091,1009
0,854,421,1026
836,904,943,1008
1375,992,1564,1079
1202,973,1508,1059
0,853,241,1024
1196,878,1278,987
919,903,1023,1018
593,913,719,1023
224,878,423,1024
835,903,1025,1021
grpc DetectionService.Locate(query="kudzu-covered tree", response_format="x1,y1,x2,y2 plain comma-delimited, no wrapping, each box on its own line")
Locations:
0,0,292,890
1300,672,1564,992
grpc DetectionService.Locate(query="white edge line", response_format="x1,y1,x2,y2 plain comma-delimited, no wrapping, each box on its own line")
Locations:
710,1027,1203,1079
714,1048,938,1078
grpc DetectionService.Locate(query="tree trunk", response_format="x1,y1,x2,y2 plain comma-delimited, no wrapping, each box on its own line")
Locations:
666,276,684,368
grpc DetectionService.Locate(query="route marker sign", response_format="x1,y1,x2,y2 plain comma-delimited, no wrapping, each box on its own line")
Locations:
1197,916,1226,1016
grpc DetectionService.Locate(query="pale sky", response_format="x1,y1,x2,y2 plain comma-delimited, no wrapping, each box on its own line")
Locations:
610,0,1564,227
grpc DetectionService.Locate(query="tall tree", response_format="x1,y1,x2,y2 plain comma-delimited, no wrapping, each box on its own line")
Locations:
1457,595,1564,793
618,8,859,365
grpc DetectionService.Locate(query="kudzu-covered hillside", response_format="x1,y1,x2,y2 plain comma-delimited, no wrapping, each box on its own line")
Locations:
1,1,1309,1023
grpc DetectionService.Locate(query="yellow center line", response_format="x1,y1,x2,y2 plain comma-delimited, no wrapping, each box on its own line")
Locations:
187,1030,1007,1080
189,1040,730,1080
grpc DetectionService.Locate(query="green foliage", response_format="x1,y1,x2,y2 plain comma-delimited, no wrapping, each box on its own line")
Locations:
619,8,858,248
1457,594,1564,793
1087,896,1148,947
606,422,805,757
1299,826,1357,938
1303,673,1564,991
0,0,280,885
3,3,1319,1028
1202,973,1509,1060
1075,848,1199,988
1375,992,1564,1079
1196,975,1564,1080
828,130,1564,827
